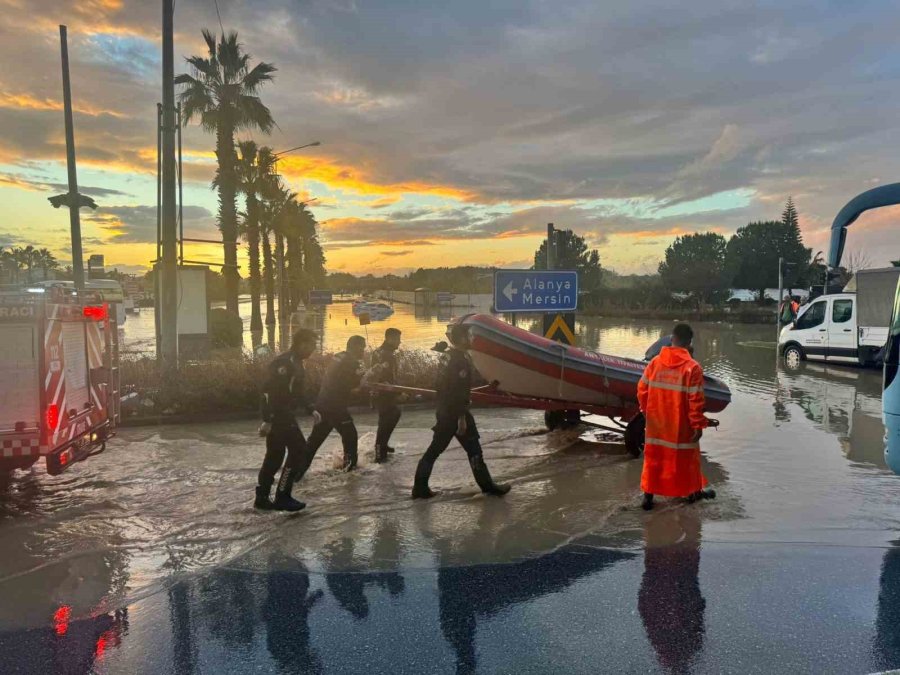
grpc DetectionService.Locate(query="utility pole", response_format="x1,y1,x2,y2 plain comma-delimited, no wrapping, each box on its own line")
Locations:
776,256,784,338
158,0,178,369
58,26,87,290
547,223,555,271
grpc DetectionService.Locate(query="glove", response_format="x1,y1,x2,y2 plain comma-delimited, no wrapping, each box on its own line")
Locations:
258,422,272,437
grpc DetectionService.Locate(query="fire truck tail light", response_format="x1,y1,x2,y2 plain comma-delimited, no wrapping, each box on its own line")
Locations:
46,404,60,431
83,305,108,320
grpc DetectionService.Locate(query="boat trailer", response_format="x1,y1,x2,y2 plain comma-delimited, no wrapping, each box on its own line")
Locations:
370,382,646,457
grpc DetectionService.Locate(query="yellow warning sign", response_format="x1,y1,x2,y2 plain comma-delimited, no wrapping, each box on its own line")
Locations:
543,313,576,345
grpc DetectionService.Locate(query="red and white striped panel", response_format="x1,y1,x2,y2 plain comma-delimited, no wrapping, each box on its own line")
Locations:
1,437,42,458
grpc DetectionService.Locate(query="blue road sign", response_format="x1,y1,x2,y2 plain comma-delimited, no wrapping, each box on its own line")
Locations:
308,290,333,306
493,270,578,313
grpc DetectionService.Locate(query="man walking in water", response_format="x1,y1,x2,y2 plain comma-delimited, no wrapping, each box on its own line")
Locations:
255,328,318,512
367,328,402,463
300,335,367,479
637,323,717,511
412,323,510,499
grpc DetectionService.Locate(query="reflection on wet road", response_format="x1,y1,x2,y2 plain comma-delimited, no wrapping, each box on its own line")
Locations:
2,319,900,673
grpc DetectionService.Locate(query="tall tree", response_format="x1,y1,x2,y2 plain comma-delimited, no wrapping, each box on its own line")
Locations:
726,220,811,301
533,228,602,295
658,232,729,306
782,196,799,230
176,30,277,313
15,245,36,283
35,248,58,281
235,141,278,332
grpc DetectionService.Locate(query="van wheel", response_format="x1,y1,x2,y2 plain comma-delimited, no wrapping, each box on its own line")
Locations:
783,344,804,371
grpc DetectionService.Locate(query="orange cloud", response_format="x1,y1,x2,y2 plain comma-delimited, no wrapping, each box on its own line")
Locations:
0,90,125,118
277,155,477,201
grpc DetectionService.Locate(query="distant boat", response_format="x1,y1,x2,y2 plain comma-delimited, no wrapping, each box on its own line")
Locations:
352,300,394,320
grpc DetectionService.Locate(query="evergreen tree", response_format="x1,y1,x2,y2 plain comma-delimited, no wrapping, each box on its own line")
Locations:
782,196,799,230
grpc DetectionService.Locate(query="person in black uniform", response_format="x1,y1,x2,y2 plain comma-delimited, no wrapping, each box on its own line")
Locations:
255,328,318,512
412,323,510,499
366,328,402,463
296,335,367,482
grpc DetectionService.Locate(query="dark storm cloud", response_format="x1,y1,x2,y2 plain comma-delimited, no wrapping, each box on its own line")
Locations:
86,204,215,243
5,0,900,260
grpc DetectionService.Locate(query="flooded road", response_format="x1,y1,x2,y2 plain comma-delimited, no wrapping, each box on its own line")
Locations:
2,319,900,673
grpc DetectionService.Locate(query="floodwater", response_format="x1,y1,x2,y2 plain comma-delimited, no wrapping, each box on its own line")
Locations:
3,319,900,673
120,296,494,355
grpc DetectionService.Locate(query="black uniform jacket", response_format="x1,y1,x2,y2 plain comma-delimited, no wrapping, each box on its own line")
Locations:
315,351,365,414
435,348,473,419
261,352,312,425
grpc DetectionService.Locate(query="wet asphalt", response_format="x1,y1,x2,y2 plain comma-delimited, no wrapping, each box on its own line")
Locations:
3,321,900,674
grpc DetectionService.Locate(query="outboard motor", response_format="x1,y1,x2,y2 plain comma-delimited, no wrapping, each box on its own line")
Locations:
882,277,900,475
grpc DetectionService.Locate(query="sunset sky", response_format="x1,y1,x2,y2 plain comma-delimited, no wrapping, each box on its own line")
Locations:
3,0,900,277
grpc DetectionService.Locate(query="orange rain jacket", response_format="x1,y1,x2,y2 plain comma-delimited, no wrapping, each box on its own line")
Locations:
637,346,709,497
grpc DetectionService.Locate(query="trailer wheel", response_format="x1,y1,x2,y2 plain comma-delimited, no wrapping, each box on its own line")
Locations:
544,409,581,430
624,413,645,458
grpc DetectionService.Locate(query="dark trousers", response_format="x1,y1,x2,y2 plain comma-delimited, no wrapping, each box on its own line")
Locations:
258,422,307,495
298,409,359,476
421,411,483,464
375,397,401,448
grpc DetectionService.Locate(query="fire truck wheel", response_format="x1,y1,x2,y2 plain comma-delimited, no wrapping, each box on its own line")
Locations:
0,456,39,474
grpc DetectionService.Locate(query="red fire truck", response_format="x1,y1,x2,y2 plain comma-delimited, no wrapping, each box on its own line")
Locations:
0,287,120,476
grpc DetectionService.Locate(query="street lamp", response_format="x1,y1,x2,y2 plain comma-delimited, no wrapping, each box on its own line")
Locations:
274,141,322,158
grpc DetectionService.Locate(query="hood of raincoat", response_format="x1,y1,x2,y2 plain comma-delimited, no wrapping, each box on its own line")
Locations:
657,346,694,368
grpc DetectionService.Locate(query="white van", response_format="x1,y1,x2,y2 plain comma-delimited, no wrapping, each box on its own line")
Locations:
779,267,900,368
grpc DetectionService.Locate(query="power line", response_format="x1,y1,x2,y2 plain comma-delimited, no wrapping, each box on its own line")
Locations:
213,0,225,34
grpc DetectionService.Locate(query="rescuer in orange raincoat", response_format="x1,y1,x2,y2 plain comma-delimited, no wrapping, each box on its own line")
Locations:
637,323,718,511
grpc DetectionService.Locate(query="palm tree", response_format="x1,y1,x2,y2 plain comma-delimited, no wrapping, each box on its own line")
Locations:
282,201,325,310
176,30,277,314
35,248,58,281
259,196,278,327
15,245,36,284
235,141,278,332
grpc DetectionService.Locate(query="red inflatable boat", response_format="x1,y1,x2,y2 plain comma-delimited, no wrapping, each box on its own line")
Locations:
461,313,731,417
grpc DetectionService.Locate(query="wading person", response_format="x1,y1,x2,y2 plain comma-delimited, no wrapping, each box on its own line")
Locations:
255,329,318,512
412,324,510,499
365,328,403,463
300,335,367,479
637,323,717,511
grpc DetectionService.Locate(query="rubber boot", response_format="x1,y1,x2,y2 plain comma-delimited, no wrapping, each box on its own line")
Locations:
374,444,388,464
273,469,306,512
254,485,274,511
386,446,396,454
343,452,358,472
468,455,510,496
273,490,306,512
411,456,439,499
642,493,654,511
